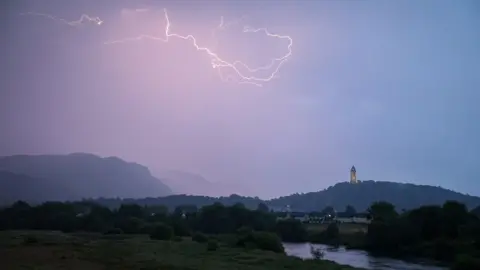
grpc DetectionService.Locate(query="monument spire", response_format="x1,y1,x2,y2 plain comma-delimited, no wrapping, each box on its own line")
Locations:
350,166,357,184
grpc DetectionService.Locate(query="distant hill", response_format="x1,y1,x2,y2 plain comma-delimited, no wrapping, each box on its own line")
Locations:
158,170,251,197
2,154,479,212
267,181,480,211
89,181,480,212
0,153,172,203
0,170,76,204
159,170,217,196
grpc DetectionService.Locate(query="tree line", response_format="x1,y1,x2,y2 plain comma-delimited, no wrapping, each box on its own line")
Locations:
365,201,480,269
1,199,480,269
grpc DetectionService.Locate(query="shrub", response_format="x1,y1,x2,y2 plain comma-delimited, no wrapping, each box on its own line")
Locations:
192,232,208,243
432,239,455,261
117,217,145,234
149,223,173,240
310,245,325,260
23,236,38,245
250,231,284,253
236,226,253,236
276,219,308,242
453,255,480,270
325,223,340,240
342,231,367,249
172,220,191,237
207,239,218,251
141,223,155,235
236,231,284,253
308,223,341,245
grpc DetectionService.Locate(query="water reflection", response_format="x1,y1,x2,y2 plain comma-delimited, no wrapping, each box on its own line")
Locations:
283,243,447,270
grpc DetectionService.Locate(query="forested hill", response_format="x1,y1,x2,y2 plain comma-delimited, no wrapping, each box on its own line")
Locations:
267,181,480,211
90,181,480,211
0,153,172,204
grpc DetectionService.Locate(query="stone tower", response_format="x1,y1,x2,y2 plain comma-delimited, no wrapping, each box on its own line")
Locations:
350,166,357,183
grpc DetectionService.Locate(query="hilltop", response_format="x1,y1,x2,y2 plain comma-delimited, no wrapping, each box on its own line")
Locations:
0,153,171,204
267,180,480,211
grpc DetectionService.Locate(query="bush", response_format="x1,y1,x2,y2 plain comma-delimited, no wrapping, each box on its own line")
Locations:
308,223,340,245
250,231,284,253
342,231,367,249
276,219,308,242
141,223,155,235
104,228,123,235
207,239,218,251
149,223,173,240
453,255,480,270
310,245,325,260
117,217,145,234
307,230,325,243
192,232,208,243
173,236,183,242
432,239,455,261
23,236,38,245
172,220,191,237
236,226,253,236
236,231,284,253
325,223,340,240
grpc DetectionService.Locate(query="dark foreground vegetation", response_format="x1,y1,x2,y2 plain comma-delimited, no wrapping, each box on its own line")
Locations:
0,231,357,270
362,201,480,269
1,199,480,269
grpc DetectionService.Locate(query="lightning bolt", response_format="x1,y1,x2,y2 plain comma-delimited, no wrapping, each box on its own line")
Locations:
105,8,292,87
210,14,248,50
20,12,103,27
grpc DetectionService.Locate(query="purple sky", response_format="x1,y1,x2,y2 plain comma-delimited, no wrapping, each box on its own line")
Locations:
1,0,479,198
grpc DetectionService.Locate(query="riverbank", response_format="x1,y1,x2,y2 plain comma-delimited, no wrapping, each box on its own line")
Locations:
0,230,361,270
284,242,448,270
305,222,480,270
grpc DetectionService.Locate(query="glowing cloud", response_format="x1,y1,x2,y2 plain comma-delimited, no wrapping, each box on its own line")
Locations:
20,12,103,27
105,8,293,87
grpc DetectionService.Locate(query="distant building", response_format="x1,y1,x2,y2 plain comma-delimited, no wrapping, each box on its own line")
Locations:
276,211,314,223
350,166,357,184
275,211,371,224
334,212,371,224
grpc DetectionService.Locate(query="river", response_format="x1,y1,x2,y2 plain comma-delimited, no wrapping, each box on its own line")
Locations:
283,243,448,270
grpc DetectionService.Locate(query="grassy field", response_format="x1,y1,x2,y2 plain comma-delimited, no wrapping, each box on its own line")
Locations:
0,230,361,270
306,223,368,234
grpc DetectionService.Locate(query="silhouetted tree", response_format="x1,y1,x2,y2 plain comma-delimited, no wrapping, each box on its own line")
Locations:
320,206,335,217
368,201,398,222
471,206,480,218
345,205,357,216
257,203,269,213
442,200,469,238
150,223,173,240
276,219,307,242
117,204,144,219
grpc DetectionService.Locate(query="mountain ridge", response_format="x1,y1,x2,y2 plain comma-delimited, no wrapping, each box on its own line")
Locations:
158,170,251,197
0,153,172,203
1,154,479,212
